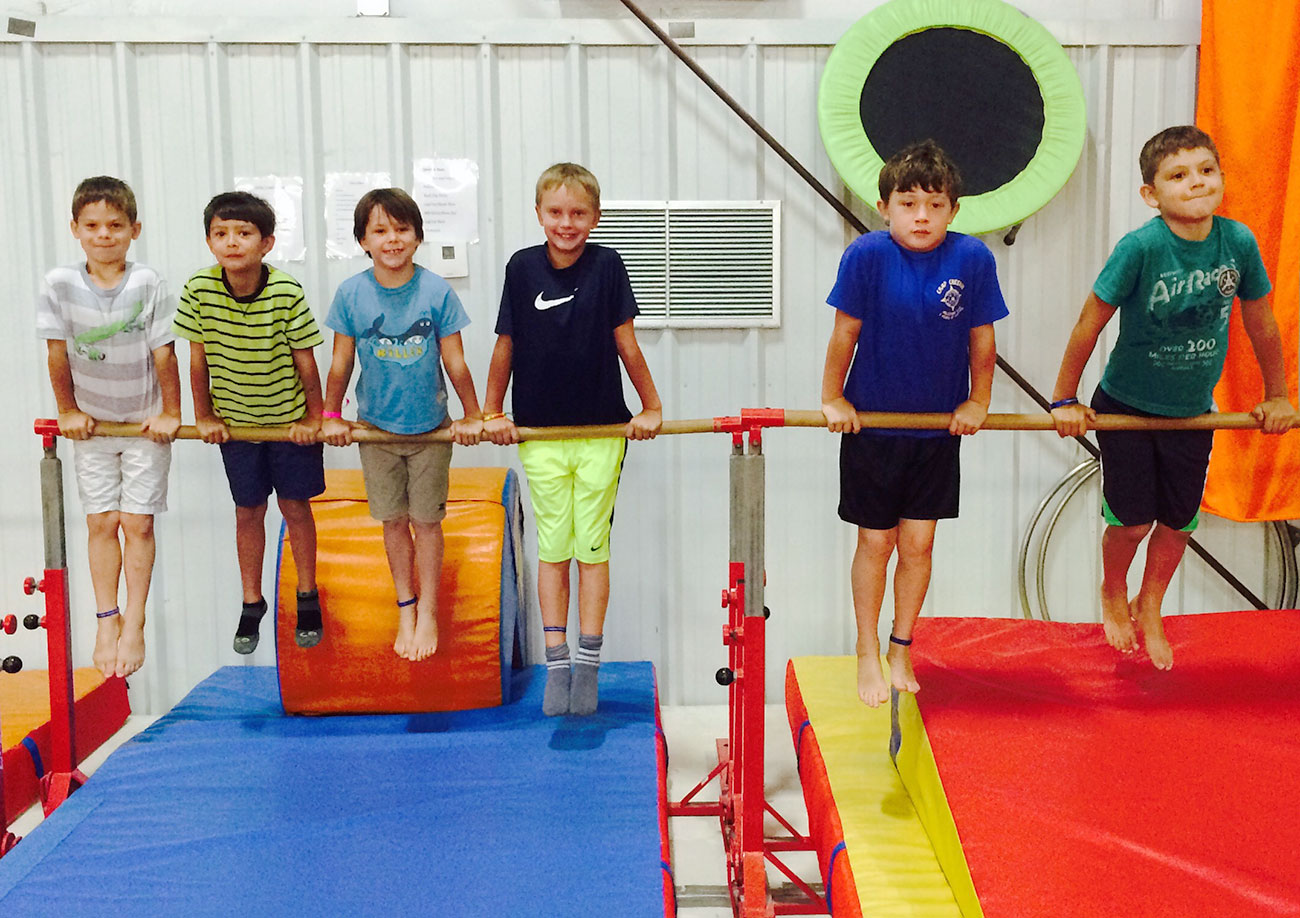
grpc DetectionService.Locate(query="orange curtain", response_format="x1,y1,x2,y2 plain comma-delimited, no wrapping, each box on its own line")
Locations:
1197,0,1300,522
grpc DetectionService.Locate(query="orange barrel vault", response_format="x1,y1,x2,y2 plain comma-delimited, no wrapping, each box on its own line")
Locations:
274,467,526,715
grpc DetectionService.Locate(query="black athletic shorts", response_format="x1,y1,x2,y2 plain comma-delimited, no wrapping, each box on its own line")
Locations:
1092,385,1213,531
219,440,326,508
838,432,960,530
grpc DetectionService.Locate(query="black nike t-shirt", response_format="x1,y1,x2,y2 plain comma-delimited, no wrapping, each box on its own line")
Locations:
495,243,638,427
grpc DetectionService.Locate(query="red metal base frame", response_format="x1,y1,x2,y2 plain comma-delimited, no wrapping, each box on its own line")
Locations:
40,769,87,817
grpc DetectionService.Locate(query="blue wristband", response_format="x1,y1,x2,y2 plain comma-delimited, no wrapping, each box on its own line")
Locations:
1050,397,1079,410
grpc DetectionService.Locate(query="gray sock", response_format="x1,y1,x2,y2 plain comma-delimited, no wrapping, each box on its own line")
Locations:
569,633,603,716
543,643,571,716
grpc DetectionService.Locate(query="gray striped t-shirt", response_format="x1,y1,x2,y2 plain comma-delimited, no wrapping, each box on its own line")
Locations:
36,262,176,422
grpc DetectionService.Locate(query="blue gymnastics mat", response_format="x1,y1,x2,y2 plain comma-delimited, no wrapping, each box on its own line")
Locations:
0,663,669,917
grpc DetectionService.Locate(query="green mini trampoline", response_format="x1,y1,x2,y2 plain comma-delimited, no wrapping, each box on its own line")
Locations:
819,0,1086,235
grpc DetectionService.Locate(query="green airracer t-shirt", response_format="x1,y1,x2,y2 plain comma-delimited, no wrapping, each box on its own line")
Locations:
1095,215,1271,416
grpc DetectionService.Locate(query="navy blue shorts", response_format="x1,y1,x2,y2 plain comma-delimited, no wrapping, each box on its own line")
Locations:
838,432,960,530
1092,386,1213,531
219,441,326,508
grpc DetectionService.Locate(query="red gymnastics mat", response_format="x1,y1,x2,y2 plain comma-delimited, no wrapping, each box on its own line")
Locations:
906,611,1300,918
2,669,129,826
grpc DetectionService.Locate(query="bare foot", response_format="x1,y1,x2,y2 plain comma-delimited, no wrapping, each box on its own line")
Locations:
409,600,439,662
1133,600,1173,670
115,618,146,678
1100,591,1137,653
886,641,920,696
93,614,121,678
394,600,416,659
856,642,890,707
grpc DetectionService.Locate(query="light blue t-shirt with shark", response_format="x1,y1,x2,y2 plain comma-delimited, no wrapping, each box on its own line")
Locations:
326,266,470,434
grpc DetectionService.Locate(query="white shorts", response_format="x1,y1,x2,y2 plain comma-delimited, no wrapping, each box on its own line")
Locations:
72,436,172,516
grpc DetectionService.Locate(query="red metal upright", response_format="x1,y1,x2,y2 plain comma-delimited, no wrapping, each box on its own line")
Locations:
0,705,16,856
669,411,825,917
32,419,85,814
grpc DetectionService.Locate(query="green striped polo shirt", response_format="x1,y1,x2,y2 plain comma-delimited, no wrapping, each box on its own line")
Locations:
175,265,324,425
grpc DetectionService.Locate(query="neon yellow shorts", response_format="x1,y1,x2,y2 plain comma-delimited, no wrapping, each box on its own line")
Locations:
519,438,627,564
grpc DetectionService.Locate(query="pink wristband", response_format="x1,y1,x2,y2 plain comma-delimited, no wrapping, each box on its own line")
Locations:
321,411,343,419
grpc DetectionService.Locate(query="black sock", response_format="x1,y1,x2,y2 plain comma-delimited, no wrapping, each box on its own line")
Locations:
296,589,322,633
236,598,267,638
294,589,324,649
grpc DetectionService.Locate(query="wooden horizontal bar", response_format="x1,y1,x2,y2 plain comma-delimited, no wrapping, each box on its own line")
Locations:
74,410,1271,445
86,419,722,444
516,418,722,440
85,421,453,444
778,410,1267,432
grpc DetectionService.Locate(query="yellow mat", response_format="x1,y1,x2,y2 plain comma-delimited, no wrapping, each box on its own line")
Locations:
788,655,969,917
893,683,982,917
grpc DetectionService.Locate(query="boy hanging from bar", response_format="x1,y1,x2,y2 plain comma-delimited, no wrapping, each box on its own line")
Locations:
821,141,1009,707
483,163,662,716
1050,125,1295,670
37,176,182,679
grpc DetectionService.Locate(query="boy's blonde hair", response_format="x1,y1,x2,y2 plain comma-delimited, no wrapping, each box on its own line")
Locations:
535,163,601,210
1139,125,1220,184
72,175,137,223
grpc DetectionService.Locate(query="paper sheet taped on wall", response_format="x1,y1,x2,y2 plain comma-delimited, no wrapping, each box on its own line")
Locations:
325,171,392,259
234,175,306,262
413,157,479,244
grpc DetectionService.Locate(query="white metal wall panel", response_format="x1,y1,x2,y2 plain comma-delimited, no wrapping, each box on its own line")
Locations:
753,44,859,674
0,43,54,688
2,14,1281,712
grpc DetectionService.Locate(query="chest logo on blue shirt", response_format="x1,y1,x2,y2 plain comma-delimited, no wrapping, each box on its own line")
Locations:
534,290,576,311
360,314,431,365
1217,268,1240,298
936,279,964,320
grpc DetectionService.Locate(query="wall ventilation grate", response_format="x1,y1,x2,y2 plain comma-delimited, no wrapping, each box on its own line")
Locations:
588,200,781,328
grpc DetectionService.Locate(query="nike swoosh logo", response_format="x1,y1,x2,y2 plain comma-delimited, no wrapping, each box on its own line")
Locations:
534,292,575,311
